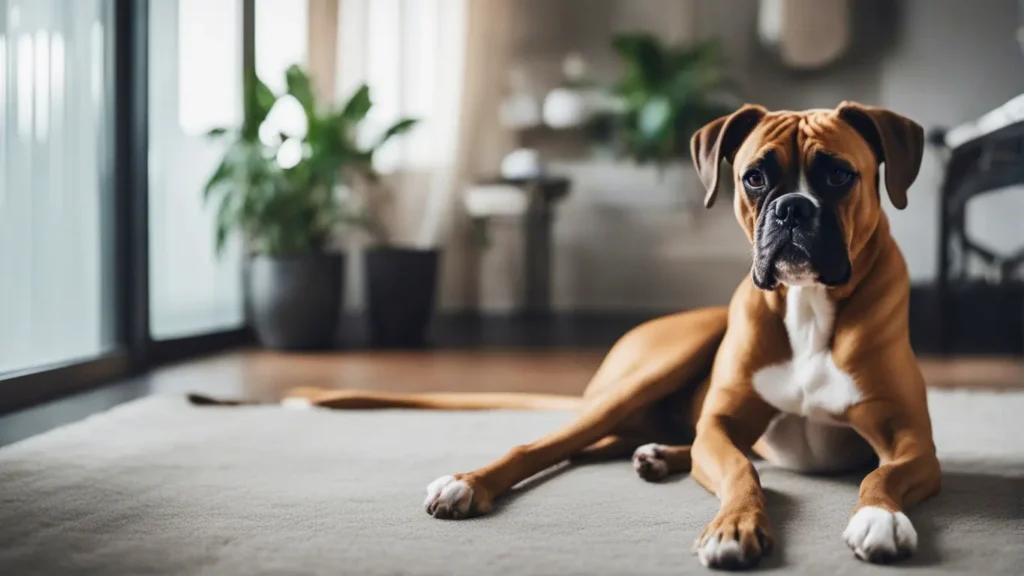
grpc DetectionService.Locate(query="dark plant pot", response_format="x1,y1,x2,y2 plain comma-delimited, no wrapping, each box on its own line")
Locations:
364,247,440,348
246,253,344,350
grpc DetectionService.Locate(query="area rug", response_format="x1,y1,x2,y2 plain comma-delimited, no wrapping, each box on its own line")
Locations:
0,389,1021,575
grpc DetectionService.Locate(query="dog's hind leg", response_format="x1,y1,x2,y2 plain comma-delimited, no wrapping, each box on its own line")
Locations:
424,307,728,520
631,443,692,481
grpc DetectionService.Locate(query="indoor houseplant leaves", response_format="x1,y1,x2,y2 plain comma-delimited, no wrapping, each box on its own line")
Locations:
202,65,418,350
593,33,739,166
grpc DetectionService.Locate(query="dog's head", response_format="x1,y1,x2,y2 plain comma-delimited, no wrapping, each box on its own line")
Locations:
690,102,924,290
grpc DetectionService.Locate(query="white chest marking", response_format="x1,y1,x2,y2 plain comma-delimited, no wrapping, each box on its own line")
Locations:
752,285,862,421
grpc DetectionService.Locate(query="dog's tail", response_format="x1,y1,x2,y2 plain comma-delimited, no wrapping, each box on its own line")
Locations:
189,306,729,414
187,389,581,411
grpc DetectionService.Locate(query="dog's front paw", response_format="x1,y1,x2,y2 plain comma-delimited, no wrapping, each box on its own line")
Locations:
423,474,492,520
694,509,773,570
843,506,917,563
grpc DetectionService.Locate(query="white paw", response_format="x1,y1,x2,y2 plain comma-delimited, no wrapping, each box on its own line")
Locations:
632,443,669,481
423,475,474,519
696,534,751,570
843,506,917,563
280,397,313,410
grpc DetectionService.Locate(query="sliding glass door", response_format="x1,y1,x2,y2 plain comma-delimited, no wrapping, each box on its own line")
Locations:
0,0,311,414
147,0,246,340
0,0,115,374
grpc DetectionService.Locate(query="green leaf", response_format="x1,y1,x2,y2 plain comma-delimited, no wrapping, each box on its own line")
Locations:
598,35,739,164
214,191,238,257
669,40,722,71
611,33,665,89
638,95,673,139
375,117,418,148
671,67,736,102
285,65,317,115
206,127,229,138
340,84,372,123
203,156,234,201
255,78,277,117
242,76,278,141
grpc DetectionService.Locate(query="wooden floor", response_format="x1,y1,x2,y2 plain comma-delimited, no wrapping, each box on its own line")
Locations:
146,350,1024,401
2,349,1021,447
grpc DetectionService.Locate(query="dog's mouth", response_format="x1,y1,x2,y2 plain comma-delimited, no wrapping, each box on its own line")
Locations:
752,228,851,290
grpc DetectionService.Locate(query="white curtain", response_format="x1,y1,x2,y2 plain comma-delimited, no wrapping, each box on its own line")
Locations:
334,0,517,310
335,0,466,244
0,0,113,373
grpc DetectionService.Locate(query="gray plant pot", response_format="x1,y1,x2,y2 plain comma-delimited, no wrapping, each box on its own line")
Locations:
245,253,344,350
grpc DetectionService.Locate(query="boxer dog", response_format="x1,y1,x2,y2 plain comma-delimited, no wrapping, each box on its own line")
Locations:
192,102,937,570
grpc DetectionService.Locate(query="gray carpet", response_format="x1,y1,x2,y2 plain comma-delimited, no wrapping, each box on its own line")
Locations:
0,389,1022,575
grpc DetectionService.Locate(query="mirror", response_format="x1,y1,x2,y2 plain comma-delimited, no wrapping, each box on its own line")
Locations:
758,0,851,71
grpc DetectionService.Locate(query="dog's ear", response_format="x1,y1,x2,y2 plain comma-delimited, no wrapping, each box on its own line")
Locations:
690,104,766,208
836,102,924,210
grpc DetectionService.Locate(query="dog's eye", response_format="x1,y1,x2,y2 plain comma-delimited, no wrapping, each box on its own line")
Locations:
743,170,767,190
826,168,854,187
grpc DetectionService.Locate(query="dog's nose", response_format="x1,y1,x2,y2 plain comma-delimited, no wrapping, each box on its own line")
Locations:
773,195,816,228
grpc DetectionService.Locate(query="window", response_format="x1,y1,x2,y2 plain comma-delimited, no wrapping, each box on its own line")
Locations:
0,0,115,374
147,0,245,340
147,0,312,341
0,0,303,414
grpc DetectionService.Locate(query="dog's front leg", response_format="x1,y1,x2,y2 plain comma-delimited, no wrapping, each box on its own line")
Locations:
842,398,940,564
691,390,777,570
830,316,940,564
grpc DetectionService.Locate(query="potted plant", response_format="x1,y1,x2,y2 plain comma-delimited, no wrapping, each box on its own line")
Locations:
581,34,740,207
203,65,418,350
599,33,739,163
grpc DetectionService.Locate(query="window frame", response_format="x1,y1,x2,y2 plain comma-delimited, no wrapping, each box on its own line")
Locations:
0,0,254,416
